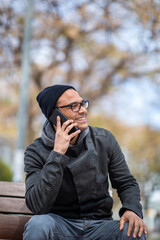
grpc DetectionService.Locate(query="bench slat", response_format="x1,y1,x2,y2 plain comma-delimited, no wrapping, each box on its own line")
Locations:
0,197,33,214
0,214,31,240
0,181,25,197
0,181,34,239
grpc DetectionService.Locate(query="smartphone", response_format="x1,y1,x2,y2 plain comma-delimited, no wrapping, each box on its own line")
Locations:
49,108,79,134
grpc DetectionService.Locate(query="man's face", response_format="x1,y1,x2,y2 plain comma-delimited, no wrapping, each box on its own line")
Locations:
56,89,88,131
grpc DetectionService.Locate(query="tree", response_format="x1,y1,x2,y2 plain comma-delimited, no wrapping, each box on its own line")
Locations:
0,0,160,145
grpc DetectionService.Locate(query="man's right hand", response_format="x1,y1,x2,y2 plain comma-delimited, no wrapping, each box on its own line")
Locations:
53,116,81,155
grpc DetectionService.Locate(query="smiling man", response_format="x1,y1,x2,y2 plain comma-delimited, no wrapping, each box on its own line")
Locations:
23,84,147,240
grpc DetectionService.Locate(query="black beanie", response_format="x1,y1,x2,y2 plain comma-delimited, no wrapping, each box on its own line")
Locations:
36,84,76,119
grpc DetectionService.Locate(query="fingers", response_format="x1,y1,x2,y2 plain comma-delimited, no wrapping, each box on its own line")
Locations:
138,222,147,238
120,211,147,239
56,117,80,139
132,221,147,238
119,217,125,231
132,220,139,238
119,215,137,237
69,129,81,139
65,122,81,140
56,116,61,128
143,224,147,235
56,117,75,132
127,219,147,238
127,218,134,237
61,119,78,133
54,118,80,155
65,122,78,133
61,119,73,130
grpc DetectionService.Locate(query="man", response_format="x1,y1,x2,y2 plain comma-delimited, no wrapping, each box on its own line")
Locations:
23,84,147,240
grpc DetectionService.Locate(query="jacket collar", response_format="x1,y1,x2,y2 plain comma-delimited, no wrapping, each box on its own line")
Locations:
41,120,89,148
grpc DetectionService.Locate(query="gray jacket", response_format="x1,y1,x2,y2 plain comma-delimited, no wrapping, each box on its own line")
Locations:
24,120,143,219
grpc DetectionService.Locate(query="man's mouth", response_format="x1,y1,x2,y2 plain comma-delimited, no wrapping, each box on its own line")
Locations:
76,116,87,122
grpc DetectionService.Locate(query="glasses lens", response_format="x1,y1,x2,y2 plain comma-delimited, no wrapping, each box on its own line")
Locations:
83,100,89,109
71,100,89,112
71,103,80,112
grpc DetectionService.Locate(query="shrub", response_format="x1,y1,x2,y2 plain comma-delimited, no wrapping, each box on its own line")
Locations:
0,158,13,181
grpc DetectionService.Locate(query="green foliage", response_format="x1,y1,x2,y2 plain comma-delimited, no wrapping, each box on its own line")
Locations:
0,158,13,181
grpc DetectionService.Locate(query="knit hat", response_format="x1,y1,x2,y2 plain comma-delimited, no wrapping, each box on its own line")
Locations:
36,84,76,119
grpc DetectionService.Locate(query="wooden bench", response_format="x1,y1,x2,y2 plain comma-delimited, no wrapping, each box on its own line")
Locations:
0,181,33,240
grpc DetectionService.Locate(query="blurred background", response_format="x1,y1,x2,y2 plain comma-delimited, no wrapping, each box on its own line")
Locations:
0,0,160,239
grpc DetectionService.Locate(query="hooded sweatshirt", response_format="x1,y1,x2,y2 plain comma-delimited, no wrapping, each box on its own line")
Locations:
24,120,143,219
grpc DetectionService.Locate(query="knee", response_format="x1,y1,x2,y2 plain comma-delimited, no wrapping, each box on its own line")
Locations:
121,223,146,240
26,214,55,230
23,214,56,240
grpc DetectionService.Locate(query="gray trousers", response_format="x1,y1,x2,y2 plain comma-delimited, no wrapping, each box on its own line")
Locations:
23,213,146,240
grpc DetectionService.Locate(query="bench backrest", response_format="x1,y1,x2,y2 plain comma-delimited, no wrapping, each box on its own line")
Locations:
0,181,33,240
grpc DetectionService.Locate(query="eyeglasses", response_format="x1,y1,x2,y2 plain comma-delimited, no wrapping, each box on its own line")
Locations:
56,100,89,112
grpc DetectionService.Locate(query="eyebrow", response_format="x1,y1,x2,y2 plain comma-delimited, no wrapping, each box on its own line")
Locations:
69,100,83,104
61,99,83,105
57,100,84,107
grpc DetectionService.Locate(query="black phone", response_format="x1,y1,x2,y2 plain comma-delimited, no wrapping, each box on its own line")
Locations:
49,108,79,134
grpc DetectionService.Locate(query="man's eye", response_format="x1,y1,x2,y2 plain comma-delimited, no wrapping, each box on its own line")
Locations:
72,103,78,109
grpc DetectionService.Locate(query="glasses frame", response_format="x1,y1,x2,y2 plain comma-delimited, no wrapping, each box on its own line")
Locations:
56,100,89,112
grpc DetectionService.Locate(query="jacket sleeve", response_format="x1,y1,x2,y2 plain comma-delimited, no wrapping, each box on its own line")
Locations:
108,132,143,219
24,140,68,214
